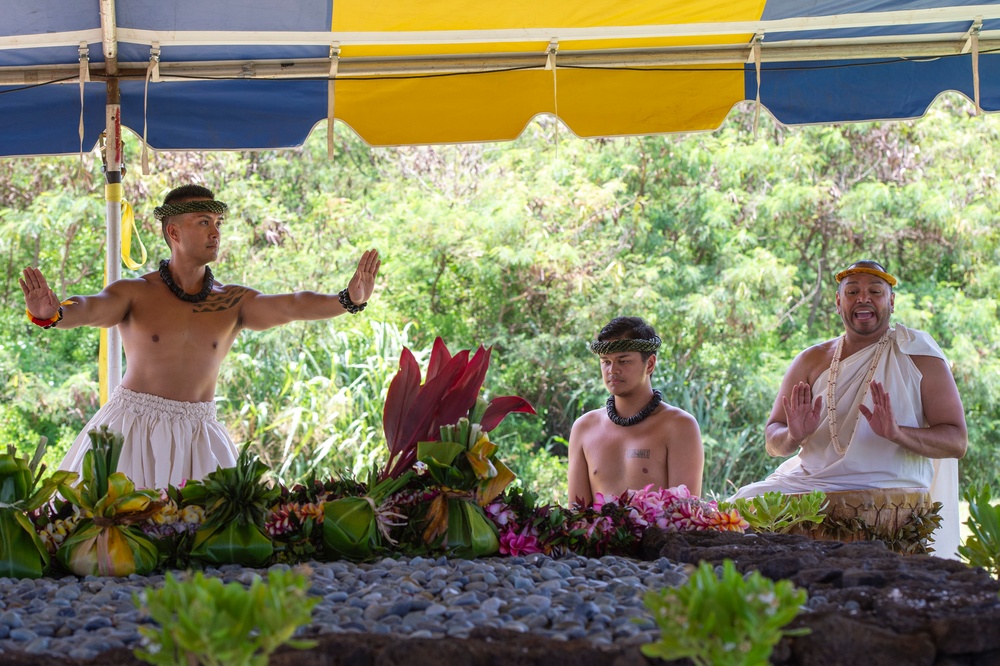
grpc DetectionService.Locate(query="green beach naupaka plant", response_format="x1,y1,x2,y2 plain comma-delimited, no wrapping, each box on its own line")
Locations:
643,559,808,666
725,490,827,534
134,567,318,666
959,483,1000,578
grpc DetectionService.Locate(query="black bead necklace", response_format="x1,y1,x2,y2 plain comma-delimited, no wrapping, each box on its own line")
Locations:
159,260,214,303
606,389,663,427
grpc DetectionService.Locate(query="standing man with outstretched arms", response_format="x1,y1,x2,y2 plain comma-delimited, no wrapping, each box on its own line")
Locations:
20,185,380,490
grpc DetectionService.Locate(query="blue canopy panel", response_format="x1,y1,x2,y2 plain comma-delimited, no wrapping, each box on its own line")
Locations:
114,0,331,63
1,0,99,37
111,0,332,150
0,83,106,157
761,0,994,20
114,0,330,32
118,80,327,150
747,53,999,124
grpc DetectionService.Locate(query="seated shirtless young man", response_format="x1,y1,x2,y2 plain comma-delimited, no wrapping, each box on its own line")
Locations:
567,317,704,506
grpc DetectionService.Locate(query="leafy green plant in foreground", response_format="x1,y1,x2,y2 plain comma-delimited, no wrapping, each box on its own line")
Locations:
134,568,318,666
0,437,77,578
959,484,1000,578
725,490,827,534
643,559,808,666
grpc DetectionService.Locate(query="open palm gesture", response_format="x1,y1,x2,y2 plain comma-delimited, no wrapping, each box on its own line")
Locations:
859,381,901,441
347,249,381,305
19,267,60,320
781,381,823,443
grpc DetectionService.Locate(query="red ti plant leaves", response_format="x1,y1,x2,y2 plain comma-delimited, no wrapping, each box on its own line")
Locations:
381,347,421,459
425,337,453,382
381,338,535,480
434,346,492,430
480,396,536,432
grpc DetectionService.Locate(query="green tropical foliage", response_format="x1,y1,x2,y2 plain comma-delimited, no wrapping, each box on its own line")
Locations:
642,559,808,666
958,484,1000,577
134,568,318,666
2,94,1000,503
725,491,828,534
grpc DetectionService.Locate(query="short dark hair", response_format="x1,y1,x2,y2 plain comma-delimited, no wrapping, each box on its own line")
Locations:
163,184,215,205
597,317,659,361
160,185,216,247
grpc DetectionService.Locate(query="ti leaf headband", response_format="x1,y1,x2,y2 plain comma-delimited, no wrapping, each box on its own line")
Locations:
153,199,229,220
589,337,661,355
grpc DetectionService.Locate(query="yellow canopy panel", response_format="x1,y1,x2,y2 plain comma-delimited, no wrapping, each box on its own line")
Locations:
336,66,744,144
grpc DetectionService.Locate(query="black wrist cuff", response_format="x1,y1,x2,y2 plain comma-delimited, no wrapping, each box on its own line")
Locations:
338,289,367,314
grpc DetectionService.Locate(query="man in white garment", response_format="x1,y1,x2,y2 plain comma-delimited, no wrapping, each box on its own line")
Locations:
731,260,967,557
20,185,380,491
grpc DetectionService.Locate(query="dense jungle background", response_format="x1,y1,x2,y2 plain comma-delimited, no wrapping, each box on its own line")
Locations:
2,95,999,505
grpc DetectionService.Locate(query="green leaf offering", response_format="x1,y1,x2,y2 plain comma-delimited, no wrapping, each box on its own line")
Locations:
183,444,280,567
322,496,378,560
642,559,809,666
55,427,162,577
0,437,78,578
134,568,318,666
321,470,413,561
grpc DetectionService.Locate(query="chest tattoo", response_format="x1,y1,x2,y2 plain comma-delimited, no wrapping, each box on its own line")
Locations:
627,449,651,459
192,286,249,313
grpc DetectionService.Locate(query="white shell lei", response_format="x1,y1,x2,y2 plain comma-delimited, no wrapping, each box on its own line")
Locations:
826,328,893,456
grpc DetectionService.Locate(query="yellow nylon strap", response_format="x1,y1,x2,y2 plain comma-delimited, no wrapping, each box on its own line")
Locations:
120,200,147,270
106,184,148,271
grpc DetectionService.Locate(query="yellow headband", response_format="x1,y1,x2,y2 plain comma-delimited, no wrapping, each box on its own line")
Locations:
835,266,897,287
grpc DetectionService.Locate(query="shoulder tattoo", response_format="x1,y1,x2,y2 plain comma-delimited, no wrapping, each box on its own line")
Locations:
192,286,250,313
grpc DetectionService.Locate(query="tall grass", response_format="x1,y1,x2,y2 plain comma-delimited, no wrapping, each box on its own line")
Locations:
219,322,419,486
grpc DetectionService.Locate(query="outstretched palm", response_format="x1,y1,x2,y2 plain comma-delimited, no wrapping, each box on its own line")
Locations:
19,267,60,319
859,381,900,441
782,381,823,442
347,249,381,305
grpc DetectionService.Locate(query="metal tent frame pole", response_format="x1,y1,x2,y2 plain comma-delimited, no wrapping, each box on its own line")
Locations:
101,0,122,400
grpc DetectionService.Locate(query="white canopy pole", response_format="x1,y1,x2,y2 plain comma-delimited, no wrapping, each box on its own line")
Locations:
102,94,123,400
101,0,122,401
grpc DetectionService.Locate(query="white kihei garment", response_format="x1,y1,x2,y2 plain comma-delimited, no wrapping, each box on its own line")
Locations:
59,386,238,491
731,324,961,559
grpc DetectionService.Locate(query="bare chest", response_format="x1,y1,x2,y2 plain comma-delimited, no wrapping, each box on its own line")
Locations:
581,420,670,490
121,287,243,356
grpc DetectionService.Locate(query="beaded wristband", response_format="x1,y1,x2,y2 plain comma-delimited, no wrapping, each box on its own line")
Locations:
338,289,367,315
26,306,63,329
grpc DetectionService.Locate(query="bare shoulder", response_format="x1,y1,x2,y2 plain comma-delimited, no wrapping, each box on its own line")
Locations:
797,338,837,364
787,338,837,383
211,278,258,292
655,403,701,434
106,275,156,294
571,407,606,432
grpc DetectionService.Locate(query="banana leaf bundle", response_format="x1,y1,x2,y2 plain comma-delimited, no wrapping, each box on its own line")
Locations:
422,495,499,559
182,444,280,567
0,437,77,578
56,426,162,577
417,412,515,557
322,471,413,561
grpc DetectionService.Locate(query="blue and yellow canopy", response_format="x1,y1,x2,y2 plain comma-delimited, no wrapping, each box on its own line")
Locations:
2,0,999,155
